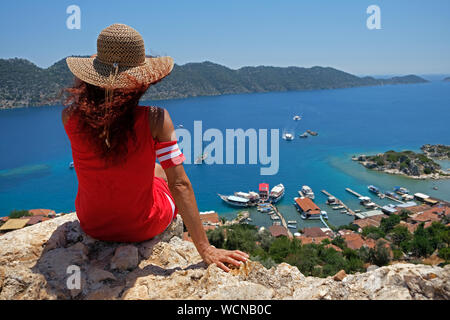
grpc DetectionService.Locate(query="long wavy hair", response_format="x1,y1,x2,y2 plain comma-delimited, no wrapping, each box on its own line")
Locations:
63,76,151,166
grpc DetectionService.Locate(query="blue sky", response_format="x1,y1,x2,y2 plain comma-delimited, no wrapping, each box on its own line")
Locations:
0,0,449,75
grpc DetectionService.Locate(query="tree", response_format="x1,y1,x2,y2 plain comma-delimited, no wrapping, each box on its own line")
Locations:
9,209,31,219
369,241,391,266
380,214,401,234
389,225,412,247
224,224,258,254
206,227,225,248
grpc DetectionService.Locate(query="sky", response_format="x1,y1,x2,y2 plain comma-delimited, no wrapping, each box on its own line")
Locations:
0,0,449,75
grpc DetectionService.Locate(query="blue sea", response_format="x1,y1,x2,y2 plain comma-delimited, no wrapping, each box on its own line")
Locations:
1,81,449,230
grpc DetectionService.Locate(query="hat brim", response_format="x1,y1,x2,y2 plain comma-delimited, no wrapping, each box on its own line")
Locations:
66,56,174,89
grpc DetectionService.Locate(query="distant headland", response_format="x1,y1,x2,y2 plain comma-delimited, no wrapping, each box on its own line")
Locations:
444,77,450,82
0,57,428,109
353,144,450,180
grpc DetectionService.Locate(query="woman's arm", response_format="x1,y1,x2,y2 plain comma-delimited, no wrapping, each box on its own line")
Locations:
153,108,249,272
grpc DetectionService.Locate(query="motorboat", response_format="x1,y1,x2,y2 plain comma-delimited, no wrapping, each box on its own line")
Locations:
283,133,294,141
326,196,337,205
293,115,302,121
368,185,380,194
306,130,318,136
299,132,308,138
321,211,328,219
69,161,74,169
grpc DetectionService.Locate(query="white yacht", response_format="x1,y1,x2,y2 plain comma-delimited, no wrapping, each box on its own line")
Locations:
293,115,302,121
300,185,315,200
269,184,285,203
283,133,294,141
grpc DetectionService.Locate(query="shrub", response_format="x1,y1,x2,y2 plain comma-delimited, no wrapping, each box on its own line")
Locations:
9,209,31,219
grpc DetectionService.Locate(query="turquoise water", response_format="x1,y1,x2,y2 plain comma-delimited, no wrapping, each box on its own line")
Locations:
0,82,449,230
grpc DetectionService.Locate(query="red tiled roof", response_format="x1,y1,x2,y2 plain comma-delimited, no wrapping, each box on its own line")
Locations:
400,221,418,233
200,212,220,225
296,235,330,245
412,211,440,223
302,227,327,238
269,225,289,237
24,215,46,225
342,233,365,250
295,198,320,214
353,219,380,229
1,217,9,222
28,209,56,217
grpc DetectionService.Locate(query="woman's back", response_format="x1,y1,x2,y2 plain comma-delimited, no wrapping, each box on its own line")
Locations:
64,106,172,242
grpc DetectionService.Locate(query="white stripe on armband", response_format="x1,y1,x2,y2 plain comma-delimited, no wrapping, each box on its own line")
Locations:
156,143,179,155
158,149,182,162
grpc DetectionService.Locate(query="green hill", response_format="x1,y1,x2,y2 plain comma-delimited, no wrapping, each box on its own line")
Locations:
0,58,428,108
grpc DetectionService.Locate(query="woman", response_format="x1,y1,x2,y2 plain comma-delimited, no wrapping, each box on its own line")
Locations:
62,23,248,272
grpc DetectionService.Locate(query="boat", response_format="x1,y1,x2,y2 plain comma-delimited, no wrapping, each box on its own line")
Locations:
299,132,308,138
354,209,362,213
341,210,348,214
69,161,74,169
283,133,294,141
247,217,252,222
269,184,285,203
293,115,302,121
332,205,344,210
433,186,438,190
385,192,399,199
326,196,337,205
346,212,353,216
300,185,315,200
378,193,385,199
177,124,184,128
287,220,297,224
235,191,260,202
306,130,318,136
321,211,328,219
288,224,297,229
368,185,380,194
272,221,281,226
194,152,208,164
270,215,280,220
218,194,251,207
394,186,410,195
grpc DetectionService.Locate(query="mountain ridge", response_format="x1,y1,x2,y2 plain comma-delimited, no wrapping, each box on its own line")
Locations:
0,57,428,109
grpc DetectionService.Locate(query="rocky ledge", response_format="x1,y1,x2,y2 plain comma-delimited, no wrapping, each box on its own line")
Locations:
0,213,449,300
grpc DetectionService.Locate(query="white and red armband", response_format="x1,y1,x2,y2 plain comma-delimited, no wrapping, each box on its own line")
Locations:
155,140,186,169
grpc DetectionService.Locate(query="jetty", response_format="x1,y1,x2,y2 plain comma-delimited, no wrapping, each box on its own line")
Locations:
269,204,293,239
384,194,405,204
345,188,382,209
322,189,356,216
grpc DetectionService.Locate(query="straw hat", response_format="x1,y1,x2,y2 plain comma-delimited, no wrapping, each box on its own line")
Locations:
66,23,174,89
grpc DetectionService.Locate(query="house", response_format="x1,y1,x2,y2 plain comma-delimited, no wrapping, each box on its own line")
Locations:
294,197,321,218
23,215,50,226
269,225,289,237
355,209,384,220
410,210,440,227
199,211,221,226
342,233,365,250
0,218,30,231
353,214,388,230
296,235,330,245
400,221,419,233
302,227,327,238
28,209,56,217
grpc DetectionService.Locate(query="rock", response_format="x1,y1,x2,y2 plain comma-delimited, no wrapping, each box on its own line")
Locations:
0,213,449,300
333,270,347,281
367,265,379,272
110,245,139,271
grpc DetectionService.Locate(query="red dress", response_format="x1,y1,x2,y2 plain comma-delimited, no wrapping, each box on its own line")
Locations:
64,106,179,242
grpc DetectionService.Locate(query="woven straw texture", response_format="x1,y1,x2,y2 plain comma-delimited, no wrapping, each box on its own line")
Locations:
66,24,173,89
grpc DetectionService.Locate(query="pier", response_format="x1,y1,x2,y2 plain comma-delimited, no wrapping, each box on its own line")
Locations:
344,188,383,209
321,189,356,216
269,204,293,239
384,195,405,204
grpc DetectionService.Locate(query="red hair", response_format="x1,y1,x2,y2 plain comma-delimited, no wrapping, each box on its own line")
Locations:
64,77,150,166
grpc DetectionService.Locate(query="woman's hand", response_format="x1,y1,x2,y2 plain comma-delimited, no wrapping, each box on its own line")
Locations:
200,246,250,272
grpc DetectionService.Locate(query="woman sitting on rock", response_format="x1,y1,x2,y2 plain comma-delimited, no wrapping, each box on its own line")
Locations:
62,23,248,272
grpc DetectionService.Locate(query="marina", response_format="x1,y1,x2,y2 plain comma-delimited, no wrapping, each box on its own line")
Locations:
322,189,355,215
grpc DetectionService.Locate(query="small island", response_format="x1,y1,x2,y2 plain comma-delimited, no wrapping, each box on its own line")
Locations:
352,144,450,179
443,77,450,82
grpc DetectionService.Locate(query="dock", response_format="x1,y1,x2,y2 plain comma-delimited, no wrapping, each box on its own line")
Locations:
269,204,293,239
322,189,356,216
345,187,382,209
384,195,405,204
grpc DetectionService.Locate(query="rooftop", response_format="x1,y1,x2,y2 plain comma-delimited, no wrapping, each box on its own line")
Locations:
269,225,289,237
302,227,327,238
295,197,320,214
0,218,30,231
